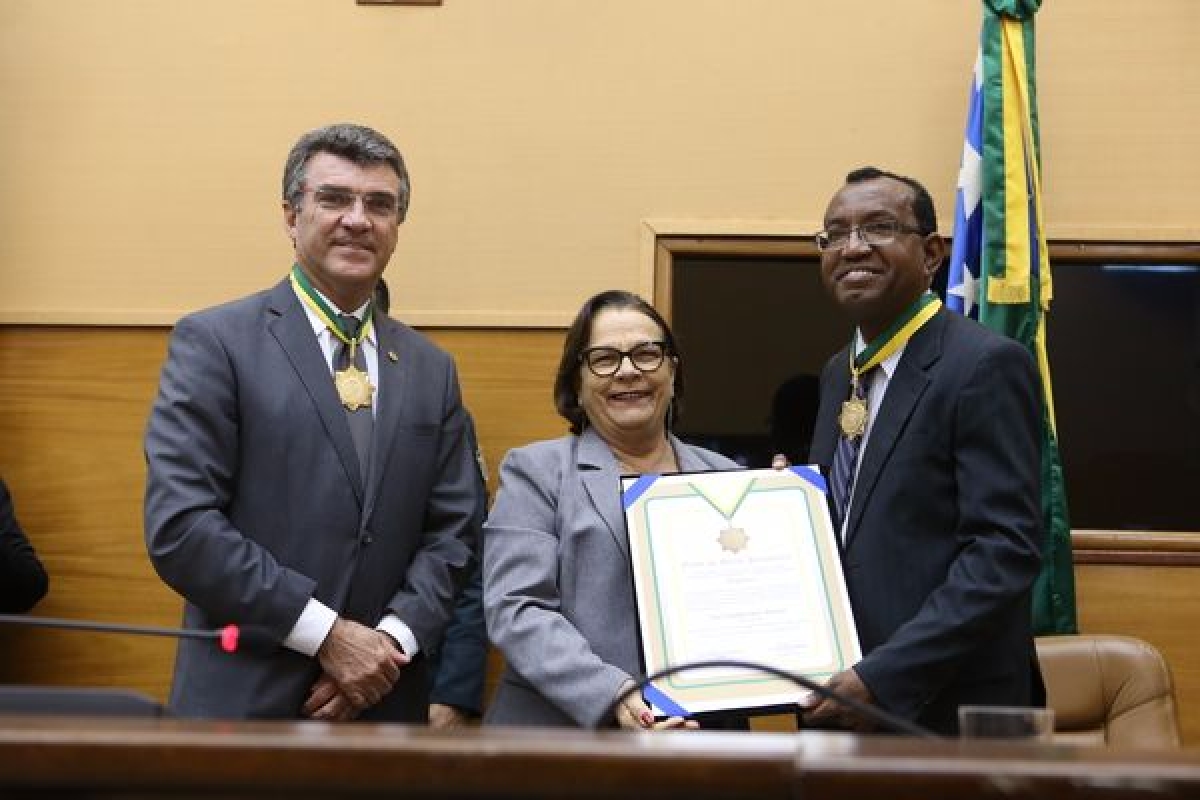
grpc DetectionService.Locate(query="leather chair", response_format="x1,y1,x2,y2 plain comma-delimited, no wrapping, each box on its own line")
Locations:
1035,634,1181,747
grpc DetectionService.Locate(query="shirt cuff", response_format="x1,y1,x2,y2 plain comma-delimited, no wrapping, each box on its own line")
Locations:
376,613,419,657
283,598,338,657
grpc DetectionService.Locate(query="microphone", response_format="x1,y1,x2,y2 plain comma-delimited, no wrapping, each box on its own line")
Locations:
0,614,270,654
611,659,939,739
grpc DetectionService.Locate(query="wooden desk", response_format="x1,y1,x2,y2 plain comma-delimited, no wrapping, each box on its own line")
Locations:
1,716,1198,799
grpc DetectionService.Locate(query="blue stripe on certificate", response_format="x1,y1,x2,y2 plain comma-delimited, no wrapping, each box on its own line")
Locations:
643,684,690,718
790,465,826,493
621,474,660,509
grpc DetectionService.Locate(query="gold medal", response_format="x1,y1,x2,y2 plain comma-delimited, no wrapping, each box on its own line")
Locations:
836,292,943,441
838,396,868,439
335,364,375,411
288,267,379,412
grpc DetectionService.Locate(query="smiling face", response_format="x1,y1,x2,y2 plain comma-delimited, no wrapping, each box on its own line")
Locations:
578,308,677,450
819,177,944,341
284,152,402,312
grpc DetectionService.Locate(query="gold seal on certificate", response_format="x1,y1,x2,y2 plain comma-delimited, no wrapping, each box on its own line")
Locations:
838,396,868,439
622,467,860,717
717,527,749,553
335,365,375,411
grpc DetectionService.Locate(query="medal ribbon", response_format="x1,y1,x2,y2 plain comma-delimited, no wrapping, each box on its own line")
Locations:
688,477,757,524
289,264,374,352
848,293,942,384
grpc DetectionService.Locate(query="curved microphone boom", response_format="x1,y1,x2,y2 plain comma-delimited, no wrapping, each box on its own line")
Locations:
611,659,939,739
0,614,256,654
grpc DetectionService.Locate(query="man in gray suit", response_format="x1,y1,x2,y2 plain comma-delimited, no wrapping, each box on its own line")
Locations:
145,123,481,722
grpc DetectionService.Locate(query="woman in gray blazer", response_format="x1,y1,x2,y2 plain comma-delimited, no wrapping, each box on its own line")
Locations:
483,290,737,729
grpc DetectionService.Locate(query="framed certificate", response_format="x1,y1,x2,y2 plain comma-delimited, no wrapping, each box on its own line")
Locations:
621,466,860,716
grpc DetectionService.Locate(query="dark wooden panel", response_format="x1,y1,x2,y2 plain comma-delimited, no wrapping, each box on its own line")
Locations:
1,717,1198,799
1073,530,1200,566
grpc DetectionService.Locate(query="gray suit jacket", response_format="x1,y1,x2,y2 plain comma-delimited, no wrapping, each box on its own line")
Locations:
144,278,480,720
483,428,737,728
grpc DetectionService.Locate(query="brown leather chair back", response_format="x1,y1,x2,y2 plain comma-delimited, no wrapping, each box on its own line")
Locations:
1036,634,1181,747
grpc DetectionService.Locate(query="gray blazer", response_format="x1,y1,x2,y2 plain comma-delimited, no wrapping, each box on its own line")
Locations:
483,427,737,728
144,278,480,720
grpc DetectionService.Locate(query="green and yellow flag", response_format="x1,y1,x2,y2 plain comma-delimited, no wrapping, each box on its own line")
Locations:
946,0,1077,634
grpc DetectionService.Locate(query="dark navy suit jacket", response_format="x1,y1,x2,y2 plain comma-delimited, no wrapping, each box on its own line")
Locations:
810,308,1043,735
428,415,488,716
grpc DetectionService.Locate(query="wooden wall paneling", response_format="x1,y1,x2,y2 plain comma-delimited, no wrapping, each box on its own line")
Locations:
0,325,568,709
424,328,566,490
4,326,1200,747
1072,531,1200,746
0,327,178,699
1075,562,1200,746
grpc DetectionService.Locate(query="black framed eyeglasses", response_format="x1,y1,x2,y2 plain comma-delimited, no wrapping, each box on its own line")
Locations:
580,341,670,377
814,220,924,252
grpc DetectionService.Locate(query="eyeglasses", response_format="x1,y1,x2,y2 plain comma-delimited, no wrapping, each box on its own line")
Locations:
303,187,402,220
580,341,670,377
814,220,924,252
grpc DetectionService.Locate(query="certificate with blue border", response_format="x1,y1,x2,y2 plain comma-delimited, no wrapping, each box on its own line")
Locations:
621,466,860,716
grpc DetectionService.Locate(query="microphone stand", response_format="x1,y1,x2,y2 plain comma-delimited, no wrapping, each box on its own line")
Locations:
611,658,939,739
0,614,243,653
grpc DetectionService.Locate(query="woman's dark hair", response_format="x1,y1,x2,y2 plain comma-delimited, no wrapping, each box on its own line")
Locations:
553,290,684,435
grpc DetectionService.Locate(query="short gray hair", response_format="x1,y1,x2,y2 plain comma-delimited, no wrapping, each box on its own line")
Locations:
282,123,410,221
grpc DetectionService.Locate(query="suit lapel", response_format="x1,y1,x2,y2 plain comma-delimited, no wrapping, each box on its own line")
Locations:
266,279,366,504
811,349,850,537
363,316,413,518
578,428,632,558
843,310,946,547
672,434,711,472
578,431,708,558
812,348,851,468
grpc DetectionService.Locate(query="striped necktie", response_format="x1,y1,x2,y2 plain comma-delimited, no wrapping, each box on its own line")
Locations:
828,372,871,535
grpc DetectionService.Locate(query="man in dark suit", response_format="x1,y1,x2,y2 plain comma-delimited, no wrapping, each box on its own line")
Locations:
425,413,488,727
802,167,1043,735
427,554,487,726
144,123,481,722
0,477,48,613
